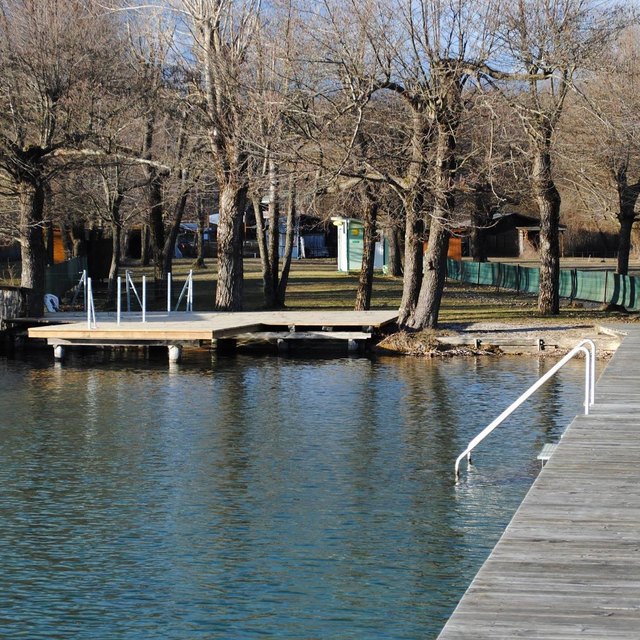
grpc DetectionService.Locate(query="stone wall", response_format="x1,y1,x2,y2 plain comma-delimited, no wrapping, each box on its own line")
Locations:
0,286,36,331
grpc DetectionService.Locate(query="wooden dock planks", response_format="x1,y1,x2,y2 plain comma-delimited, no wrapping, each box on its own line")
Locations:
27,310,399,344
438,326,640,639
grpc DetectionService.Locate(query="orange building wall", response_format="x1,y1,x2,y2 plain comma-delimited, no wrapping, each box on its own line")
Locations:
52,229,66,264
423,236,462,261
447,237,462,261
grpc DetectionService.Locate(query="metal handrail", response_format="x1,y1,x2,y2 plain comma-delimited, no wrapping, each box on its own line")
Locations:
125,270,143,312
86,276,97,329
70,270,87,310
174,270,193,312
455,339,596,480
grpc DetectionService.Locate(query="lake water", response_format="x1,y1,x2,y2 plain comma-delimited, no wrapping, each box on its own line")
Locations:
0,349,589,639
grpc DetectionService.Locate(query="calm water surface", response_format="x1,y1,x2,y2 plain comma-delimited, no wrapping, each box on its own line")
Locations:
0,349,588,639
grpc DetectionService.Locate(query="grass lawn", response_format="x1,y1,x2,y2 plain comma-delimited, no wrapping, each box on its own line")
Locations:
2,255,634,324
114,257,626,325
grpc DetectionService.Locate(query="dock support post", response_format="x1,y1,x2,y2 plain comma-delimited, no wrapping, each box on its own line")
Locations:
168,344,182,363
277,338,289,353
348,339,359,352
53,345,65,361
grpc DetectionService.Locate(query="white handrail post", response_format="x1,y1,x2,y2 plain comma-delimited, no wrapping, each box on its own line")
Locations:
82,270,87,311
142,276,146,323
87,277,92,329
584,338,596,406
188,269,193,312
583,347,590,415
116,276,121,326
86,277,96,330
167,272,172,314
126,270,131,312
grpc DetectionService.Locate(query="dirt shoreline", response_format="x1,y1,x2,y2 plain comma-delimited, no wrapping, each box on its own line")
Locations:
377,321,626,358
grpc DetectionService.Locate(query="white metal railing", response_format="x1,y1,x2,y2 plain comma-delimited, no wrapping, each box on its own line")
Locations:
173,270,193,312
455,339,596,480
117,276,122,325
125,270,143,313
113,271,193,325
70,270,87,310
86,276,97,329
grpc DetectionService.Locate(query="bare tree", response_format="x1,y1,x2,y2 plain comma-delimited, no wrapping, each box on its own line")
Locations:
0,0,125,312
493,0,627,312
246,0,304,309
311,0,502,328
559,27,640,275
457,94,527,262
178,0,261,310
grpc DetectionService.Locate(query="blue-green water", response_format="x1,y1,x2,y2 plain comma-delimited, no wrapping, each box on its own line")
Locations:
0,350,587,639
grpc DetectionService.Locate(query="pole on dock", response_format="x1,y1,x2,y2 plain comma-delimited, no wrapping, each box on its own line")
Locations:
87,277,92,329
87,277,96,330
126,271,131,312
117,277,121,326
142,276,147,323
167,272,172,314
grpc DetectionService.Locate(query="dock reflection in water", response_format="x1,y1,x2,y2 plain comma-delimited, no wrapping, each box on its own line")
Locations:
0,351,586,639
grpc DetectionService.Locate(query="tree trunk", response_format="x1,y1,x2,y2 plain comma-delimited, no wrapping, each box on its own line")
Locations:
276,180,297,307
266,158,280,307
121,228,130,261
195,197,207,268
397,194,424,324
254,195,272,302
398,108,431,324
107,221,121,303
44,222,54,266
617,215,635,276
386,224,403,277
470,188,492,262
147,174,165,280
532,146,561,315
215,183,246,310
18,179,46,316
407,219,450,329
60,223,74,261
71,224,86,257
355,185,378,311
141,224,150,266
405,123,456,330
615,182,640,276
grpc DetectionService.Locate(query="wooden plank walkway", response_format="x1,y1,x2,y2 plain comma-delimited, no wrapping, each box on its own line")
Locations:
27,309,398,346
438,325,640,639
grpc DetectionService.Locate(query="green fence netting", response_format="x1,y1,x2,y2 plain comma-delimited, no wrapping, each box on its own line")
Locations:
447,259,640,310
45,256,88,299
610,273,638,309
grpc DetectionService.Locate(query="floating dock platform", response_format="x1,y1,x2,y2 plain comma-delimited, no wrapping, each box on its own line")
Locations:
28,310,399,362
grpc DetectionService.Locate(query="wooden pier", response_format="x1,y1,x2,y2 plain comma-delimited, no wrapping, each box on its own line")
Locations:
438,325,640,639
27,310,398,361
